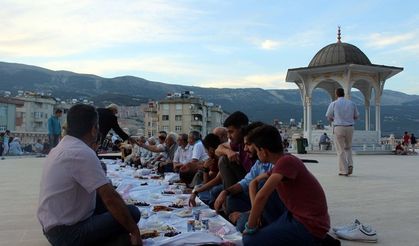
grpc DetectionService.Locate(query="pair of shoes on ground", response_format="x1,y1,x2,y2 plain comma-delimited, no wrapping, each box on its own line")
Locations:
333,219,377,243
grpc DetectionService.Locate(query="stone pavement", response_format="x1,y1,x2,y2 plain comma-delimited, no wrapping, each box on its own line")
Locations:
1,153,418,246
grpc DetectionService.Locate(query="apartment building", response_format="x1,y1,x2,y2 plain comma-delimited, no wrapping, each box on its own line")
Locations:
144,92,225,137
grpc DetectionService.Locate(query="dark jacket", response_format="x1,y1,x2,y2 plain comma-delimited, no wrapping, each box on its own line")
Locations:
97,108,129,143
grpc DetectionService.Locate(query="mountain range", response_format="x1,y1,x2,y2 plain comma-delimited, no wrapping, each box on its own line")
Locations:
1,61,418,137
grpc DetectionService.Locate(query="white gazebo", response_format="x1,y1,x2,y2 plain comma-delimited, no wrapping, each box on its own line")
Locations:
286,28,403,148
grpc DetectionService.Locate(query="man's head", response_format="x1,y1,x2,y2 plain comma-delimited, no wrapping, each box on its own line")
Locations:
188,130,201,145
223,111,248,145
212,127,228,143
203,133,221,159
177,133,188,148
247,125,283,163
158,131,167,144
55,109,63,117
67,104,98,145
107,103,119,115
336,88,345,98
243,122,265,159
165,132,178,147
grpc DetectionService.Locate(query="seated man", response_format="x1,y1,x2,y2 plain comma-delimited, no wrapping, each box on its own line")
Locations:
213,122,282,232
189,133,223,207
173,133,193,171
37,104,142,246
395,142,407,155
319,132,331,150
215,111,254,190
243,125,330,245
179,130,208,185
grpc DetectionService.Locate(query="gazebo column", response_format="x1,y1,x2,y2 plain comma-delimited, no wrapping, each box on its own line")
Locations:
365,100,370,131
306,96,313,147
375,102,381,142
303,100,307,134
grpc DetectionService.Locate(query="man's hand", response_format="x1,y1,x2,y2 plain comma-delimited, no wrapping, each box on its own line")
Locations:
214,190,228,212
189,192,197,207
228,212,242,225
226,150,239,163
130,232,142,246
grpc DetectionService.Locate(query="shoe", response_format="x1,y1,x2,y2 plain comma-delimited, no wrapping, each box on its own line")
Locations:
335,223,377,242
338,173,348,176
332,219,361,232
348,166,353,175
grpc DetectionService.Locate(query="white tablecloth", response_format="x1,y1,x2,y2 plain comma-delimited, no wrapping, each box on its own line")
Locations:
102,159,243,246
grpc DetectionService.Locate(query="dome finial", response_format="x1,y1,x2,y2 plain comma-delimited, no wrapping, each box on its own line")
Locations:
337,26,341,43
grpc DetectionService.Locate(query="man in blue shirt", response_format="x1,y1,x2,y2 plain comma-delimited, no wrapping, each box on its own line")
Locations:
214,124,282,232
48,109,62,149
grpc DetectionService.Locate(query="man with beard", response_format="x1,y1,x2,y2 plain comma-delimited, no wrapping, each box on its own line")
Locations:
213,122,283,232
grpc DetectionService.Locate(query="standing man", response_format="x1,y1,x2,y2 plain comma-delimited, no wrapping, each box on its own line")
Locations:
48,109,62,149
38,104,142,246
97,104,132,147
326,88,359,176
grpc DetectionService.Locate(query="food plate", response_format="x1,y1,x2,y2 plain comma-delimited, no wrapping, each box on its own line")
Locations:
200,209,217,218
153,205,174,212
175,209,193,217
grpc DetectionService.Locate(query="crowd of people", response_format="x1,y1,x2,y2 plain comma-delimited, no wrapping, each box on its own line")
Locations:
2,95,413,245
36,103,344,246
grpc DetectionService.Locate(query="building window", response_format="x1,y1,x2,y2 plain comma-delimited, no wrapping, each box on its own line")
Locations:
176,104,182,110
175,115,182,121
162,104,169,110
162,126,169,131
175,126,182,132
162,115,169,121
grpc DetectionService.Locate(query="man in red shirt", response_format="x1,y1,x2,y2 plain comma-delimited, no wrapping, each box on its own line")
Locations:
243,125,330,245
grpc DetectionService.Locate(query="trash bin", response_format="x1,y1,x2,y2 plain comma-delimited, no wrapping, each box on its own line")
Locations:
296,137,307,154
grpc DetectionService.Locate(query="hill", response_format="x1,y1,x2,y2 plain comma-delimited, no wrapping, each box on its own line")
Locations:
1,61,418,136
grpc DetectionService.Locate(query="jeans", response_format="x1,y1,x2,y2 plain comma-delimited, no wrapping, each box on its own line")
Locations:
44,203,140,246
230,181,284,232
243,211,319,246
49,134,60,148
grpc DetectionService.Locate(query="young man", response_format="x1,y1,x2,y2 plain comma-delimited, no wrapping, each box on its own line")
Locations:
47,109,62,149
213,122,281,232
215,111,253,189
243,125,330,245
188,133,223,207
38,104,142,246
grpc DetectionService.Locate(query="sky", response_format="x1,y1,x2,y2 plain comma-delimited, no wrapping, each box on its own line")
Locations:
1,0,419,94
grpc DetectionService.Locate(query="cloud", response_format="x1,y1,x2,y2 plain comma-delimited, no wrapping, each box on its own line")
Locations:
259,39,281,50
202,72,297,89
0,1,196,57
364,32,416,48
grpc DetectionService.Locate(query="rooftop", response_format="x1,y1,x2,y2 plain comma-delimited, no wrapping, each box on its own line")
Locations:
1,153,418,246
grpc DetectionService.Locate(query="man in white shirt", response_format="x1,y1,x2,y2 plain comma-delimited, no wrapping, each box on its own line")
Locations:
179,130,208,184
326,88,359,176
173,133,193,171
37,104,142,246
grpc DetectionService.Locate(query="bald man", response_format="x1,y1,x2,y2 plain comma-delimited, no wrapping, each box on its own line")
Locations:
213,127,228,143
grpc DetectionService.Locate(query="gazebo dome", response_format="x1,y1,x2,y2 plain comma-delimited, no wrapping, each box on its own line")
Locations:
308,42,371,67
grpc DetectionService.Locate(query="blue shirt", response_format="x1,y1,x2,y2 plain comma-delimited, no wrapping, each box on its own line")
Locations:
238,160,273,192
48,116,62,135
325,97,359,126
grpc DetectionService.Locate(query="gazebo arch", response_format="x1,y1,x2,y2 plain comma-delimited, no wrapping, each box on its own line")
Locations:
286,28,403,148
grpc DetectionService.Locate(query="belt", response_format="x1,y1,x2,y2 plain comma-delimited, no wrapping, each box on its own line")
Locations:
334,125,353,127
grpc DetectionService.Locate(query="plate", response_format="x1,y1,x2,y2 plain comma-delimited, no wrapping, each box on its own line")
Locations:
200,209,217,218
176,209,193,217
